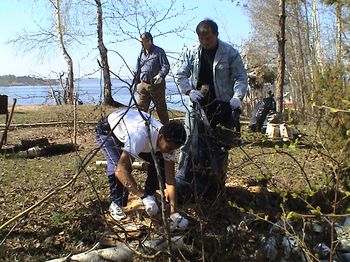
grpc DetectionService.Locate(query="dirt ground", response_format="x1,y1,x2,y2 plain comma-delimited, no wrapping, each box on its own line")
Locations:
0,105,348,261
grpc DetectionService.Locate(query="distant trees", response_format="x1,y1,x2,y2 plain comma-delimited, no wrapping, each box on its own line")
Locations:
241,0,350,168
0,75,51,86
243,0,350,112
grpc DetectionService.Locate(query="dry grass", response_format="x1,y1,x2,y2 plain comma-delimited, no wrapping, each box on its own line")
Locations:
0,105,347,261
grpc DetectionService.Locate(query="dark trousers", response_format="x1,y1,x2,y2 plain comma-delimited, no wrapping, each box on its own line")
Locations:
95,119,165,207
137,80,169,124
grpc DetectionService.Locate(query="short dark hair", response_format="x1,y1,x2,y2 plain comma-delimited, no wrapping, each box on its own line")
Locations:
196,19,218,36
159,120,186,147
140,32,153,42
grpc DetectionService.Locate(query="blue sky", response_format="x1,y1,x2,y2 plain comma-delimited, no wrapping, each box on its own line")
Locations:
0,0,251,78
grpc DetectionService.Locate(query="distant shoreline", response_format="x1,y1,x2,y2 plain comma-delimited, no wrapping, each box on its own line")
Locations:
0,75,58,87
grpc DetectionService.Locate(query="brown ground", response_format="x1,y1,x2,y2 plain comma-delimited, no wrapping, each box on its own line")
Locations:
0,105,348,261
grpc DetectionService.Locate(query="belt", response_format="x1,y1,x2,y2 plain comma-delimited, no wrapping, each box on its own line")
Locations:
141,80,152,85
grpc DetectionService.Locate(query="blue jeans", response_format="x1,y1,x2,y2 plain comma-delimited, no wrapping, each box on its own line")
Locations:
95,119,165,207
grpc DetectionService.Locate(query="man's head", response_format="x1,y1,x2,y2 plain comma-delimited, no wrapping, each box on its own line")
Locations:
140,32,153,51
196,19,219,50
157,120,186,154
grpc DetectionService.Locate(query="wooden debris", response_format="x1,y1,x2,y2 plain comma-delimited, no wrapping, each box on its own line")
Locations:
0,142,77,157
46,235,185,262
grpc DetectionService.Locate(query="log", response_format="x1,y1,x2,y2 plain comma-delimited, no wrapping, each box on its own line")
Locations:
21,137,50,149
17,143,77,158
0,121,97,129
46,235,184,262
96,160,147,171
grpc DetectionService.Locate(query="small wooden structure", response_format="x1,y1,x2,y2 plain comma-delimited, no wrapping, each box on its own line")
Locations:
0,95,8,120
265,123,293,141
0,95,9,147
0,95,16,149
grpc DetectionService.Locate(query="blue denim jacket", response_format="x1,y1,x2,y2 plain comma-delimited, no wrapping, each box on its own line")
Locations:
175,39,247,102
138,44,170,83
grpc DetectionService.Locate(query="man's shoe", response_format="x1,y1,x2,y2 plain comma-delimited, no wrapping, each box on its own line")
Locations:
109,202,126,221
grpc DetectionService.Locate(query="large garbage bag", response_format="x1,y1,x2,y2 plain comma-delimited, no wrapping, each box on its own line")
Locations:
249,92,276,132
176,122,229,202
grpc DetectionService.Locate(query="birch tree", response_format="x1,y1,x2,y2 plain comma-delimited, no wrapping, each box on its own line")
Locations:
8,0,80,105
53,0,74,104
311,0,324,71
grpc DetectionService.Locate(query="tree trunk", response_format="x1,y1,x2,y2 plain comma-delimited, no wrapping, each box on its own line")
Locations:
95,0,121,107
276,0,286,113
312,0,324,72
292,0,307,111
55,0,74,104
336,2,343,64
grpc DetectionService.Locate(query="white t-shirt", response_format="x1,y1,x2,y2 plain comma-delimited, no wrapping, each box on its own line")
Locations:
107,109,175,161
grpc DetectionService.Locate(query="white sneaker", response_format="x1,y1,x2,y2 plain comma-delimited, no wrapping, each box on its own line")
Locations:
109,202,126,221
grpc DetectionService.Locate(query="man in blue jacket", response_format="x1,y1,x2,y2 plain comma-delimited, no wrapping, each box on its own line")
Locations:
136,32,170,124
175,19,248,202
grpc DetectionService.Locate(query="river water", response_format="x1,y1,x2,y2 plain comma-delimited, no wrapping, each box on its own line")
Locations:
0,78,189,112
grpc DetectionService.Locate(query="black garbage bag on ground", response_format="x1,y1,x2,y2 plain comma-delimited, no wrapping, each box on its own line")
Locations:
249,91,276,132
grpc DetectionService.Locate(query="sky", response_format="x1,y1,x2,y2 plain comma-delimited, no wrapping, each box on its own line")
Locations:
0,0,252,78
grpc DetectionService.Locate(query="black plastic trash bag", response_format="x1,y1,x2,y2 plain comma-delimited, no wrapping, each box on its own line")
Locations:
249,91,276,132
177,122,229,202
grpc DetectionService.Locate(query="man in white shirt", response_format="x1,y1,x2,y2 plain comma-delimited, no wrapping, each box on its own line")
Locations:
95,108,188,229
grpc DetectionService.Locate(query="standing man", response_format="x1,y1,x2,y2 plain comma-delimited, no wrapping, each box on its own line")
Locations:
95,108,188,229
175,19,248,202
136,32,170,124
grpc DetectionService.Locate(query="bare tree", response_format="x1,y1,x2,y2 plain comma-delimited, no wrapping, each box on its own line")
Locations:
107,0,192,41
53,0,74,104
7,0,79,104
95,0,122,107
276,0,286,113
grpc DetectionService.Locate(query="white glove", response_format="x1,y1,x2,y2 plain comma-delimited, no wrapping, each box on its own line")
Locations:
142,195,158,216
230,96,241,109
189,90,204,103
170,212,189,231
153,74,163,85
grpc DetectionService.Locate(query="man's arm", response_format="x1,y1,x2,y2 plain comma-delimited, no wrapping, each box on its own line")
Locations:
158,48,170,78
230,50,248,100
115,150,145,198
164,159,176,214
175,47,193,95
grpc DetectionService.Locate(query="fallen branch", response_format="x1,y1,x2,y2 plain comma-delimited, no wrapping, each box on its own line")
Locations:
0,120,97,129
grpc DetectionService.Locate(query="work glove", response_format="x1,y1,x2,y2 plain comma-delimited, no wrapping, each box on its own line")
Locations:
153,74,163,85
170,212,189,231
142,195,159,216
229,96,241,109
189,90,204,103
